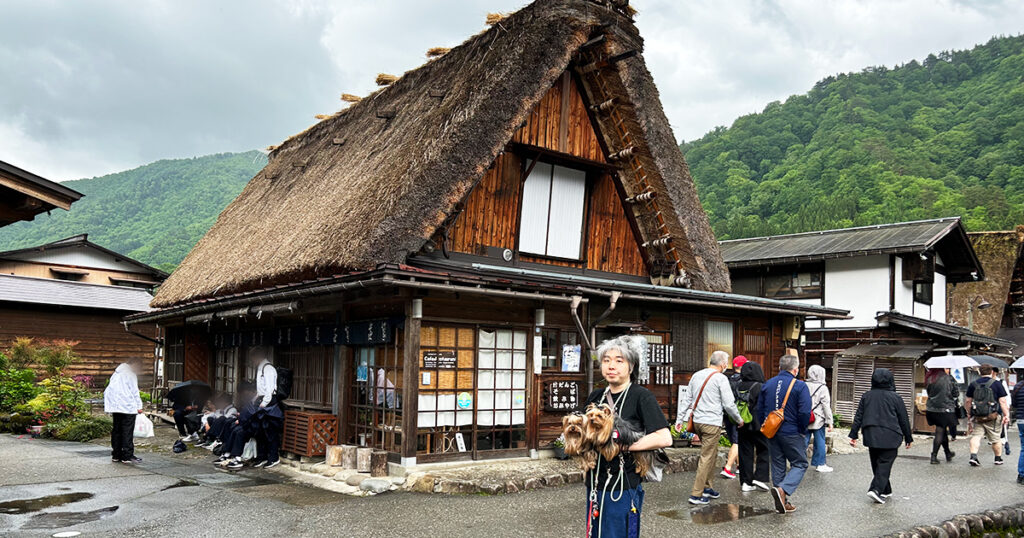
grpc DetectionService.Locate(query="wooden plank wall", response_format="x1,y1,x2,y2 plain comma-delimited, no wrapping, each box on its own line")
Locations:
0,305,157,386
448,70,646,278
0,260,158,287
184,327,211,383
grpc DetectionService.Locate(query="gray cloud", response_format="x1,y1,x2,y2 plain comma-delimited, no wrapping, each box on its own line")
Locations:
1,0,1022,180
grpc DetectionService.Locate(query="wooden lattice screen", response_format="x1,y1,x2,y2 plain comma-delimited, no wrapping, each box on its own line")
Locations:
282,410,339,457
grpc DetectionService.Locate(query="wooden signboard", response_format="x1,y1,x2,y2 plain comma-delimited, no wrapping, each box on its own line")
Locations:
423,350,457,369
544,381,580,412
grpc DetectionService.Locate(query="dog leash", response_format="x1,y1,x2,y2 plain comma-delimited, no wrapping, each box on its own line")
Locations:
588,384,632,538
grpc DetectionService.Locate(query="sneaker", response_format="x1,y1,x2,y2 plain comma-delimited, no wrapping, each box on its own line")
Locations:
969,455,980,467
1017,475,1024,485
752,480,770,491
111,457,120,462
816,465,833,473
121,456,142,464
771,487,787,514
946,451,956,462
265,460,280,469
703,488,720,499
252,460,268,468
208,441,222,451
741,483,757,492
930,456,940,464
994,456,1004,466
720,467,736,479
226,459,244,470
688,495,710,505
216,457,236,468
867,490,886,504
880,493,892,499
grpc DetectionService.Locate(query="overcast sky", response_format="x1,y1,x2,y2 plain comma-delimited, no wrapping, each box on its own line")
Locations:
2,0,1022,182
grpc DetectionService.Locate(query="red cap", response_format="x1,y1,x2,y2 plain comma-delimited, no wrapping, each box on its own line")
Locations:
732,355,748,368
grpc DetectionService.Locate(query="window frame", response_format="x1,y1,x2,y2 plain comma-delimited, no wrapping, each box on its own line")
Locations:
913,280,933,305
515,156,592,263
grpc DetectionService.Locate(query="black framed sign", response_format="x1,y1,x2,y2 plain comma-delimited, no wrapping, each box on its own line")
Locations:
544,381,579,412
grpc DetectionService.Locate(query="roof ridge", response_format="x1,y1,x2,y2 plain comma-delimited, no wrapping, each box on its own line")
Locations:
719,217,962,244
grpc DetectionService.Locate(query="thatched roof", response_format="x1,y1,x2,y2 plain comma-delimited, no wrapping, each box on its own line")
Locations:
152,0,729,308
946,227,1024,336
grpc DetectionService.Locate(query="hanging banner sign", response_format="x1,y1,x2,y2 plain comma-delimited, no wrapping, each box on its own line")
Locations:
211,318,400,348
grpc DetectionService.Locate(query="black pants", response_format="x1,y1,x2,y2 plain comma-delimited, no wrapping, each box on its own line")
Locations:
174,411,198,437
225,423,251,458
737,427,770,484
207,416,232,442
868,447,898,495
932,425,953,458
256,422,281,463
111,413,136,461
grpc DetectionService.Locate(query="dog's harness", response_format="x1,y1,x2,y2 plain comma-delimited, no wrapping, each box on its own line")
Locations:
586,383,638,538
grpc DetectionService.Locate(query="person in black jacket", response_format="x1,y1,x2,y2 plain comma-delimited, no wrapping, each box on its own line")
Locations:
849,368,913,504
925,368,959,464
735,361,770,492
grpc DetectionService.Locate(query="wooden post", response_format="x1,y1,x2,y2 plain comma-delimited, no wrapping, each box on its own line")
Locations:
341,444,358,469
357,447,372,472
400,298,422,463
326,445,343,467
370,450,388,477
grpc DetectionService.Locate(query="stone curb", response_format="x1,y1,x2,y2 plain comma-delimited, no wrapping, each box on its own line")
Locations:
410,451,702,496
881,503,1024,538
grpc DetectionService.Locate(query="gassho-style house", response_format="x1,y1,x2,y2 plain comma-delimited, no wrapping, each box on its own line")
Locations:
126,0,847,466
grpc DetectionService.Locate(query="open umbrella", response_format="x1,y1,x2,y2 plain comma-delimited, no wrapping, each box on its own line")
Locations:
1010,356,1024,369
970,355,1011,369
166,380,212,406
923,354,979,369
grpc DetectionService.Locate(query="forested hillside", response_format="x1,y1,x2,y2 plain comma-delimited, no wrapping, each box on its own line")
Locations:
684,34,1024,240
0,151,266,272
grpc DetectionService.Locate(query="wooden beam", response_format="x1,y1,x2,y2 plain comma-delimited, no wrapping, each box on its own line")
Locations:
400,299,422,461
558,72,571,153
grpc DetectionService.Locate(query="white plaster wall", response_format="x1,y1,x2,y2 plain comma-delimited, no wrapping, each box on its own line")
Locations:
823,255,891,328
931,271,947,322
7,246,142,273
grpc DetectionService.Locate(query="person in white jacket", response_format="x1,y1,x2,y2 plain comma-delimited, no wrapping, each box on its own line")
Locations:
805,364,834,473
104,357,145,464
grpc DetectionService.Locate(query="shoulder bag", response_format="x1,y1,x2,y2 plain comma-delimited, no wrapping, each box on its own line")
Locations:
685,372,717,434
761,378,796,439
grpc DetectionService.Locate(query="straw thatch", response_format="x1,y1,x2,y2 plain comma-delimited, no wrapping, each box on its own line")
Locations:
152,0,729,308
375,73,399,86
340,93,362,103
426,47,451,59
485,12,509,25
947,227,1024,335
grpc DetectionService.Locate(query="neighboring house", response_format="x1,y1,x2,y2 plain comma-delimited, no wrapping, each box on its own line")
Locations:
0,158,82,226
0,235,165,385
127,0,846,464
946,227,1024,342
720,218,1014,431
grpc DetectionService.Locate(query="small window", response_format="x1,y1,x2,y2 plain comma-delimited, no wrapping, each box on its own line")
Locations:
539,329,579,371
836,381,854,402
706,320,735,365
518,162,587,259
764,270,822,299
914,281,933,305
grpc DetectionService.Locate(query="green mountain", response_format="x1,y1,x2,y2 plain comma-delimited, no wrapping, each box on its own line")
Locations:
0,151,266,272
684,34,1024,240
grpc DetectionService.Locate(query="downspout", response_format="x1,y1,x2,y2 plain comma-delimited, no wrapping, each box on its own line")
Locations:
569,295,595,393
122,321,162,345
586,292,621,395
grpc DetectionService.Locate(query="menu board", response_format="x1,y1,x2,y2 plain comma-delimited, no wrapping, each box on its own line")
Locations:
544,381,580,412
423,350,457,369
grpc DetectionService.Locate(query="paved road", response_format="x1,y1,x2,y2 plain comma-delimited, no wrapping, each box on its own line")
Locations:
1,434,1021,537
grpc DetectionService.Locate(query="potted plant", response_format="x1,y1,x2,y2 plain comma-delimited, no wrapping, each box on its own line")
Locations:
552,435,568,460
670,423,689,447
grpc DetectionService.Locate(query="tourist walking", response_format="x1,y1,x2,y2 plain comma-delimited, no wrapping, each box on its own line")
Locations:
966,365,1011,466
925,367,959,464
756,354,811,514
735,361,770,492
103,357,145,464
1012,377,1024,484
805,365,834,473
584,336,671,538
720,355,748,480
848,368,913,504
677,350,744,505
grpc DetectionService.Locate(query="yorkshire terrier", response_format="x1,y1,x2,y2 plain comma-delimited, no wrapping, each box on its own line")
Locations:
567,403,654,477
561,412,596,471
584,404,618,461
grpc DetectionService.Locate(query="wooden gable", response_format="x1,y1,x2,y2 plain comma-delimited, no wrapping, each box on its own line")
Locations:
445,72,647,277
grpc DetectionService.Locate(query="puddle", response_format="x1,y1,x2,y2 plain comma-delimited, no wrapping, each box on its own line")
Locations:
659,504,775,524
161,479,198,491
22,506,118,530
0,493,94,515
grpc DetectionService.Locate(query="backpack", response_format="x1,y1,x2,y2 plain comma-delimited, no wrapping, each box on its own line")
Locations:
735,383,757,425
971,378,998,422
262,364,293,401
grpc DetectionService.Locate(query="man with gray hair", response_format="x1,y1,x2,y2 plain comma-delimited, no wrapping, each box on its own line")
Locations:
676,350,743,505
757,354,812,514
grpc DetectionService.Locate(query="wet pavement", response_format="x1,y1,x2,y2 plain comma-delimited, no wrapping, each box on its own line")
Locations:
1,433,1022,537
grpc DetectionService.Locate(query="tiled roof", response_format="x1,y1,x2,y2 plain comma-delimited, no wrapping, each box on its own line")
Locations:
0,274,153,312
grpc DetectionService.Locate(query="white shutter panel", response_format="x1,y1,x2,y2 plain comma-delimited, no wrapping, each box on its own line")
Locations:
518,162,552,255
546,165,586,259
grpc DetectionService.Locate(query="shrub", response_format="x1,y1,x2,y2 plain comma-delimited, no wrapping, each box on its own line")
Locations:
0,368,41,412
6,337,36,369
0,412,38,434
833,411,844,429
44,415,113,442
